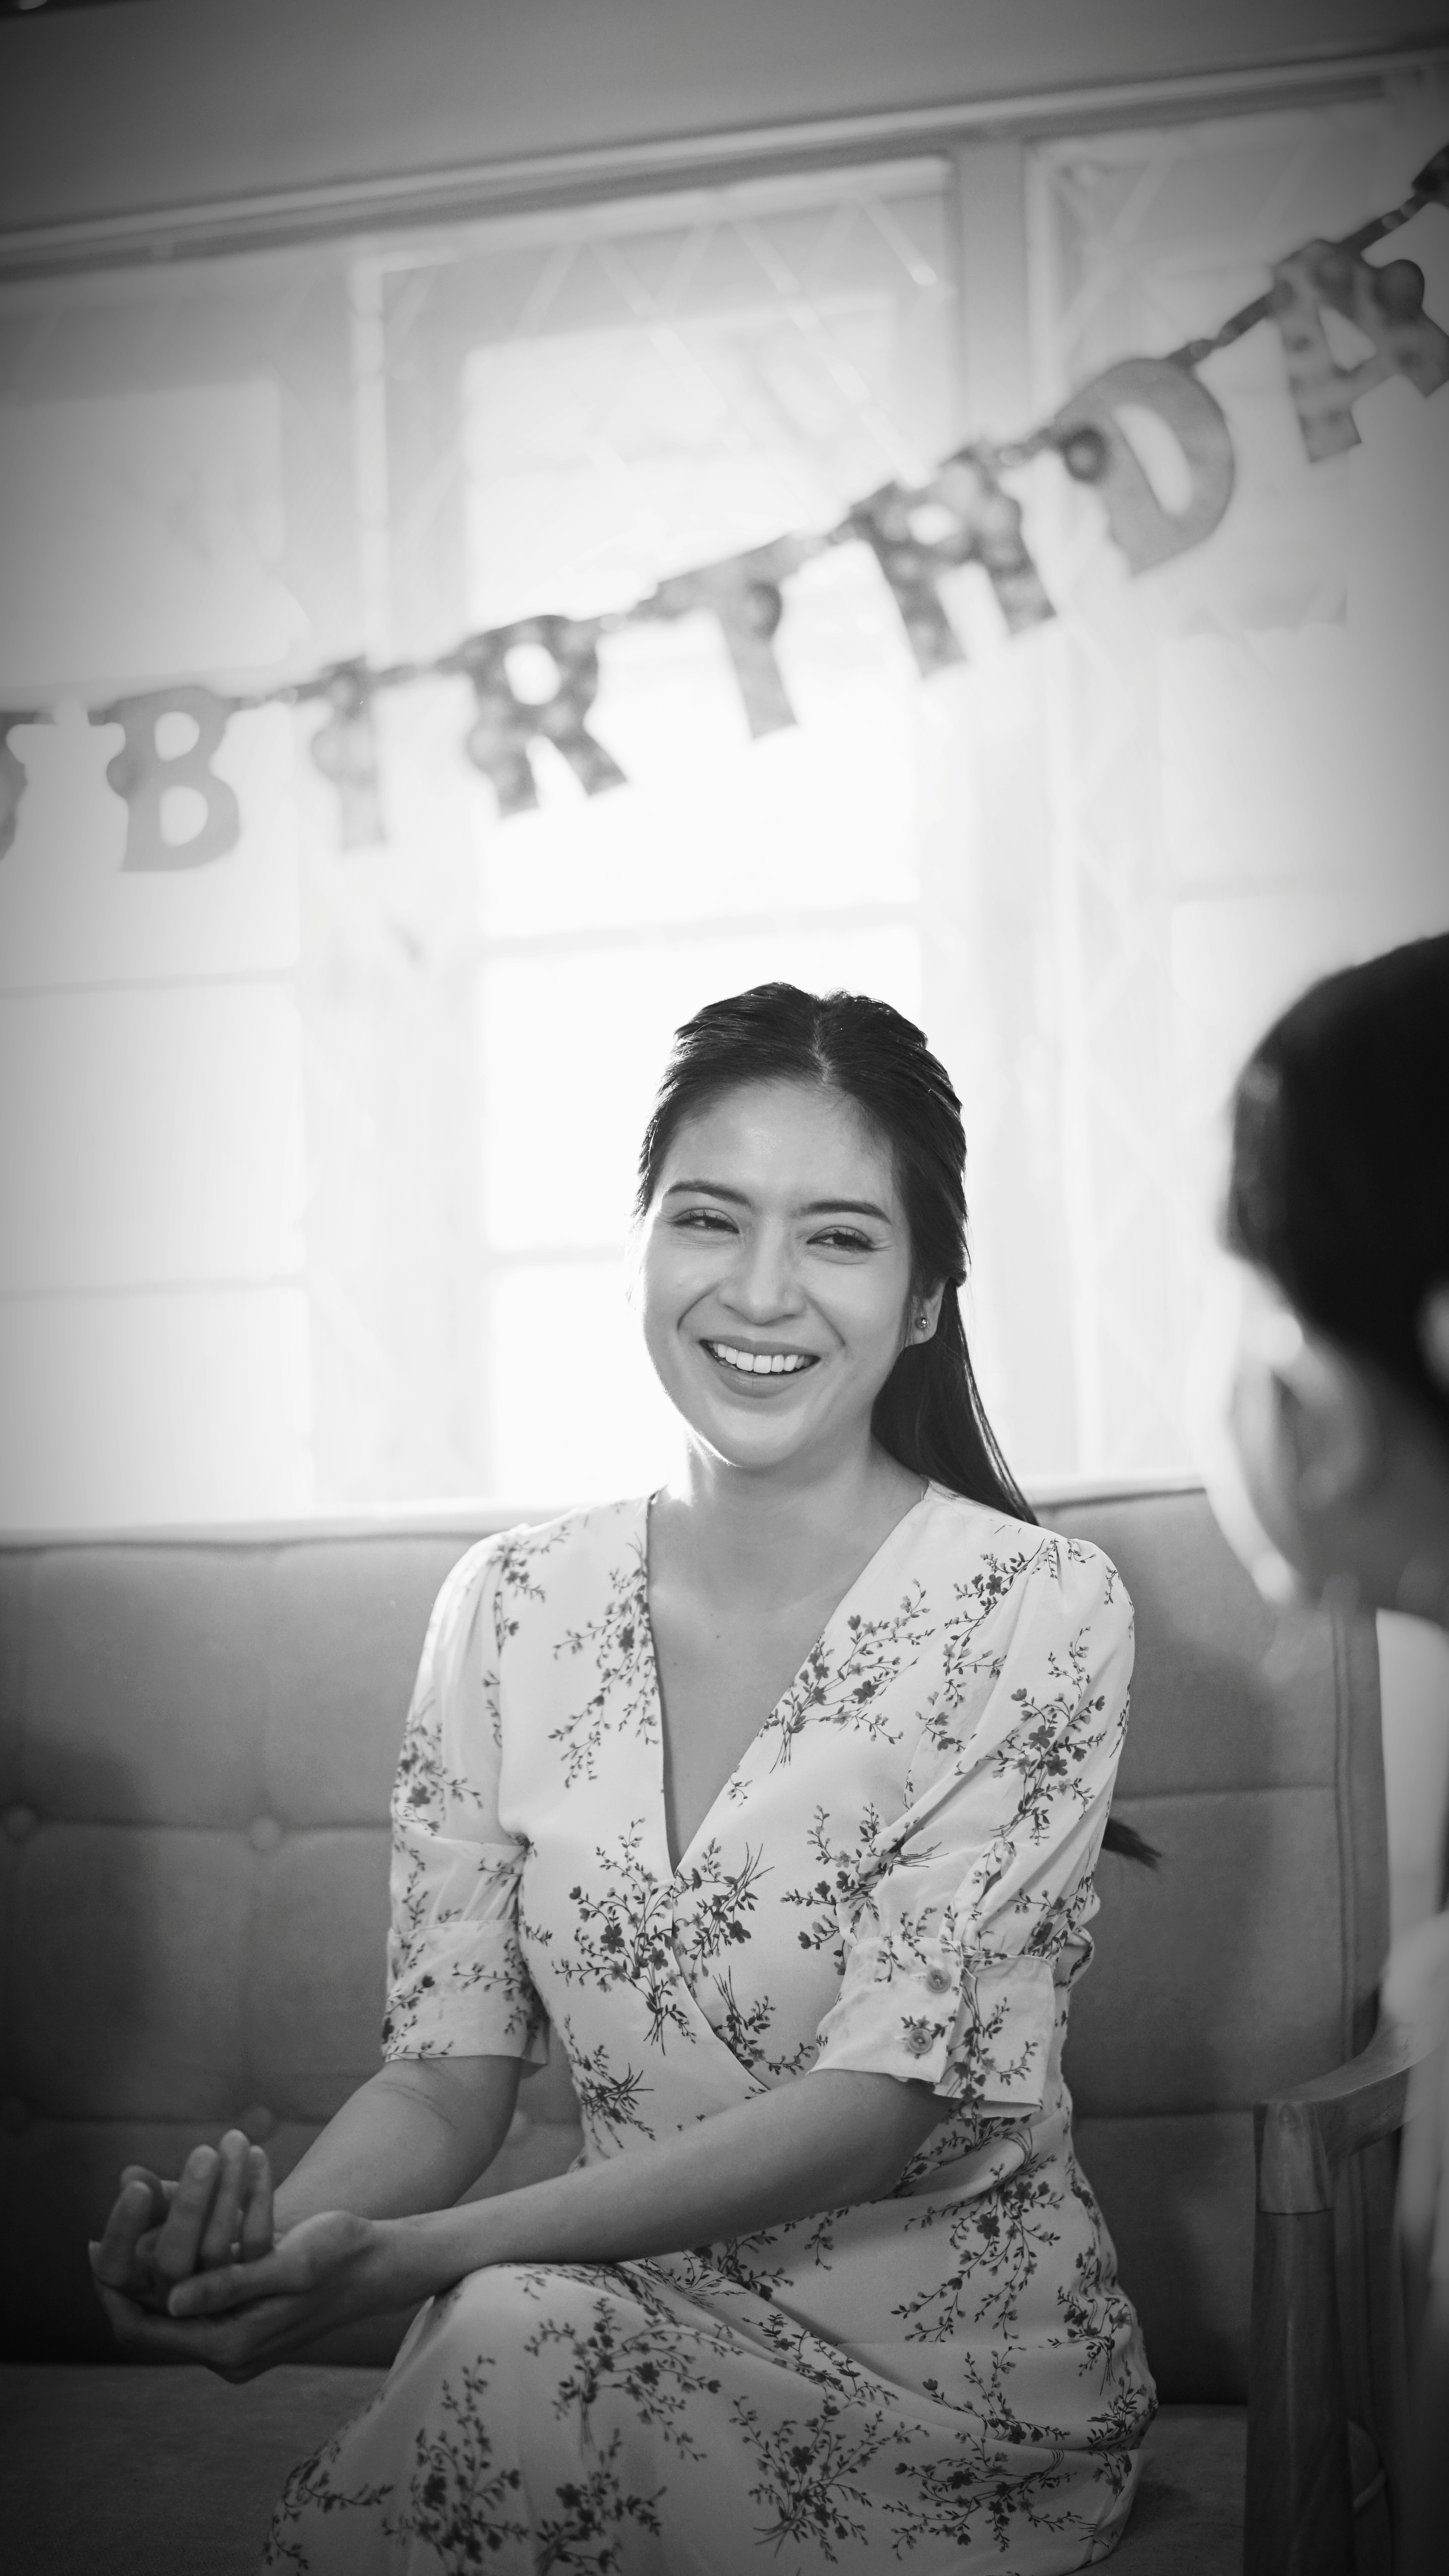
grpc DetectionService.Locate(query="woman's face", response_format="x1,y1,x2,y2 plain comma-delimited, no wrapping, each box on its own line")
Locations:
639,1079,923,1480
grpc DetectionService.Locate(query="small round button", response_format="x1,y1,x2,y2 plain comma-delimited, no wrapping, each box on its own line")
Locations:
3,1804,38,1844
924,1968,952,1996
236,2104,276,2141
247,1817,283,1854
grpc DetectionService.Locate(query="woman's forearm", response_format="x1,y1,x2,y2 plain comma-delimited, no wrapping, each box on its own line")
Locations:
389,2069,939,2293
275,2055,522,2234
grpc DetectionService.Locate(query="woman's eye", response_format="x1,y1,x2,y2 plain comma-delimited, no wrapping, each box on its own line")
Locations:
673,1209,735,1233
814,1227,873,1252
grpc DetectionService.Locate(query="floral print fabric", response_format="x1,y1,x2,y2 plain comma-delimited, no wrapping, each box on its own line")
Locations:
266,1486,1155,2573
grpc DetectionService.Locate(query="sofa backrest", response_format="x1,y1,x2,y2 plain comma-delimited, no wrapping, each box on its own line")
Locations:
0,1480,1384,2386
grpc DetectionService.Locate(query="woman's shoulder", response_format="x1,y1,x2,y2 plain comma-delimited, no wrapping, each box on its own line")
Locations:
913,1484,1131,1624
437,1497,650,1617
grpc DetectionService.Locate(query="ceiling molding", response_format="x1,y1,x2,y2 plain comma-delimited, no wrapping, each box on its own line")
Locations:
0,39,1444,282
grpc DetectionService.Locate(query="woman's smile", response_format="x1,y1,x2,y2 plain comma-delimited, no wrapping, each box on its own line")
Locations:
701,1337,820,1384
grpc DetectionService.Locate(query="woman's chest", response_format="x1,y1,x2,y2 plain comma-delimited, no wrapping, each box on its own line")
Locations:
515,1720,913,2039
492,1542,949,1864
499,1622,930,1937
649,1592,848,1869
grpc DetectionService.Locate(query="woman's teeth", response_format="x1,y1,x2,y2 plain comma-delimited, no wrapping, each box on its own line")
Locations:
706,1342,816,1377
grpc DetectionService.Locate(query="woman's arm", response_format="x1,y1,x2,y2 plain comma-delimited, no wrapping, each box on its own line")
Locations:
107,2071,943,2370
141,2068,945,2371
96,1537,544,2353
274,2053,523,2232
398,2066,940,2276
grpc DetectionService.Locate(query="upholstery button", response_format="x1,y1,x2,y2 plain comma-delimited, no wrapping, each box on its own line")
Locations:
237,2105,276,2141
248,1817,283,1854
3,1804,37,1844
924,1968,952,1996
1,2098,31,2133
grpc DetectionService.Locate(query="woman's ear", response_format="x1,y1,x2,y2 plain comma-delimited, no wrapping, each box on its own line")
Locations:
1419,1283,1449,1395
1275,1328,1382,1511
910,1284,946,1344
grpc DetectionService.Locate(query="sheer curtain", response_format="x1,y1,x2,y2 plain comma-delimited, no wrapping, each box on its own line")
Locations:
1012,86,1449,1474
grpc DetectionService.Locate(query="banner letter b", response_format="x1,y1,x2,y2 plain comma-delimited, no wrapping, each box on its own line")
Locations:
98,686,242,871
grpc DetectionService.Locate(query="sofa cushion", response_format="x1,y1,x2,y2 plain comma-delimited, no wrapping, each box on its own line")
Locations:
0,2361,386,2576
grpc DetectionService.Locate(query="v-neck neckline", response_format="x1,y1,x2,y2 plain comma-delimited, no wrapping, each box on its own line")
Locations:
640,1482,935,1881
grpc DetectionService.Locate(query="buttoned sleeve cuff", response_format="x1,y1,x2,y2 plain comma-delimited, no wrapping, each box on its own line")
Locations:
811,1936,1057,2108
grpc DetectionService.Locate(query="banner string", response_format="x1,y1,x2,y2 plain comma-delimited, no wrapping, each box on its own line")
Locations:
3,141,1447,869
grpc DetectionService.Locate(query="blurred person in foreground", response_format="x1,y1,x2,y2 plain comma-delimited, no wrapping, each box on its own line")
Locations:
1197,932,1449,2576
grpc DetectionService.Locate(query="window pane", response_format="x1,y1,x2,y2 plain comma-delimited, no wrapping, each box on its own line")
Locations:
0,982,304,1292
487,1261,677,1503
0,1289,312,1529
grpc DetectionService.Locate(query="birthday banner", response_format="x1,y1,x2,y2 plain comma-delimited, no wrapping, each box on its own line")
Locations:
3,140,1448,870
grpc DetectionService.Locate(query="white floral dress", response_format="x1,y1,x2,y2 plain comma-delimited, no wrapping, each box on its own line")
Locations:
264,1486,1155,2574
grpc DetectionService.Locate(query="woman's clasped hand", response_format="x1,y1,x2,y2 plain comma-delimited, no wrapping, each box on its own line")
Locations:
88,2129,415,2380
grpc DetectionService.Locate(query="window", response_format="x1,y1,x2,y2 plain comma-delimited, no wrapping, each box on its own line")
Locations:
1,83,1445,1525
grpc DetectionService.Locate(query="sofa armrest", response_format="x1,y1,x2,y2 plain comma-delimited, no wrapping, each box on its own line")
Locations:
1255,2014,1425,2216
1245,2016,1428,2576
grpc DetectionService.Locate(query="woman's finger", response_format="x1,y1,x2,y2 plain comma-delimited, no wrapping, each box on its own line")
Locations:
91,2177,158,2291
238,2145,274,2261
169,2245,295,2318
115,2166,173,2230
91,2278,213,2359
94,2276,304,2375
151,2142,222,2288
198,2130,251,2269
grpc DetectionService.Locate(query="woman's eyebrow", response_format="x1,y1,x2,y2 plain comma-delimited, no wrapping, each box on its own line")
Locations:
662,1179,891,1224
799,1199,891,1222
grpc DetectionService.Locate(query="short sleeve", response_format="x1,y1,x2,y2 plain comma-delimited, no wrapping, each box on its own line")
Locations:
812,1532,1133,2111
381,1537,549,2064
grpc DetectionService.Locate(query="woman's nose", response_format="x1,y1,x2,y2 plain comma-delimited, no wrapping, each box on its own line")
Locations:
724,1227,801,1317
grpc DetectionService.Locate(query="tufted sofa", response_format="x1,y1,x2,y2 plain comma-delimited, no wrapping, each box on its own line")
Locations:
0,1482,1394,2573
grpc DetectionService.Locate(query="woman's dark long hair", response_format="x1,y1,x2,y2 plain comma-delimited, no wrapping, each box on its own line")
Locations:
1226,933,1449,1445
637,981,1153,1863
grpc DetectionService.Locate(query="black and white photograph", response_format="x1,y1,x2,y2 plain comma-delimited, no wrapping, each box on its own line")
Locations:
1,4,1447,2570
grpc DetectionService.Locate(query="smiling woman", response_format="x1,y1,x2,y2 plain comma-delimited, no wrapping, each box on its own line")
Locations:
92,984,1156,2575
636,983,1030,1512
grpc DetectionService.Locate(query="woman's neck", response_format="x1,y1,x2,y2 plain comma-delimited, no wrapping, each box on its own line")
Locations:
653,1439,924,1616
